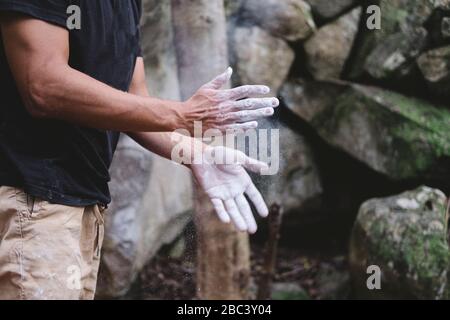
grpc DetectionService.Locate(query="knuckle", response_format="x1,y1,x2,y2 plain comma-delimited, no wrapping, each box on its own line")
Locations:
236,110,247,118
244,99,253,108
218,91,232,101
216,112,227,121
218,101,232,110
211,93,225,104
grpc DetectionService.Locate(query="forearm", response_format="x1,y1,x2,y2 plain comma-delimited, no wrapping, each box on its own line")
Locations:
128,131,200,168
25,64,183,132
126,73,201,166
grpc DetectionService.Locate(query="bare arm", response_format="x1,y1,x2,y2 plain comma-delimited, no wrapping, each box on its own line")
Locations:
0,14,182,132
1,13,279,133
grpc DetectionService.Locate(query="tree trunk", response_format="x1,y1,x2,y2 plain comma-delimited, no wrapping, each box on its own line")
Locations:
171,0,251,300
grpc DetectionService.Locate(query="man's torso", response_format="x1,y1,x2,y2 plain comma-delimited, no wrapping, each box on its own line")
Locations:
0,0,142,206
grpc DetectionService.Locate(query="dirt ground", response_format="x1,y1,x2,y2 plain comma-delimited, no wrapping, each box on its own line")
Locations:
133,242,350,300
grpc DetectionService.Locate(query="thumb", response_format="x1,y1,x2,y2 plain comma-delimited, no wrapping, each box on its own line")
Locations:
202,67,233,90
238,152,269,174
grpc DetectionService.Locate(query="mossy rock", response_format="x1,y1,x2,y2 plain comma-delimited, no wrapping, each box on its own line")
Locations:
281,79,450,181
271,283,310,300
417,45,450,101
347,0,435,80
349,186,449,299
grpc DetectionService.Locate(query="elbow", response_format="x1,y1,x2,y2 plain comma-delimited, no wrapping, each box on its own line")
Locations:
26,78,55,119
25,62,67,119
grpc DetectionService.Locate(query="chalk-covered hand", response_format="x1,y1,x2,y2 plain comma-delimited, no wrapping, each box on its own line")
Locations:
191,146,269,234
181,68,279,133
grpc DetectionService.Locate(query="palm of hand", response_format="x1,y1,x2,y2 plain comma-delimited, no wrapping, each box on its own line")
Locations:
195,163,250,200
192,147,269,234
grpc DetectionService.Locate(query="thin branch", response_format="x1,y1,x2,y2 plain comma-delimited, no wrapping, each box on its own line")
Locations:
257,203,283,300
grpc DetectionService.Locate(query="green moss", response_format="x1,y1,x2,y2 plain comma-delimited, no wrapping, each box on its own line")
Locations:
402,227,447,277
272,289,310,301
378,90,450,135
376,89,450,177
360,192,450,298
391,125,444,176
365,219,449,297
352,187,450,298
381,6,407,35
311,84,450,179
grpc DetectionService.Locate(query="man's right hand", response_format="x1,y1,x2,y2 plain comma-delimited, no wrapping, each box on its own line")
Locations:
180,68,280,133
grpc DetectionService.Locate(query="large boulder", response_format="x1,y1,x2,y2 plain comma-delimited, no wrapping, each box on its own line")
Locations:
417,46,450,101
229,26,295,94
240,0,316,42
364,29,428,81
347,0,434,81
304,7,361,80
306,0,357,21
96,0,193,298
350,186,449,299
280,79,450,181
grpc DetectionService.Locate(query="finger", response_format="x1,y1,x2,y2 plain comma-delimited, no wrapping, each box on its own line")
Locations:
230,98,280,111
245,184,269,218
219,85,270,101
202,67,233,90
225,199,248,232
227,108,275,123
211,199,231,224
235,194,258,234
237,152,269,173
218,121,259,132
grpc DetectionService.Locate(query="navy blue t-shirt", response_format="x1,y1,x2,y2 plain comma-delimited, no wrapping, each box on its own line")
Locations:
0,0,142,206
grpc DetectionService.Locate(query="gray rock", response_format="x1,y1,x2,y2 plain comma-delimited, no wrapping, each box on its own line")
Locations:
435,0,450,10
96,0,193,298
281,79,347,122
417,46,450,100
350,186,449,299
140,0,180,99
229,26,295,95
280,79,450,180
304,7,361,80
347,0,434,80
443,17,450,38
364,29,428,81
306,0,356,20
240,0,316,41
254,119,322,215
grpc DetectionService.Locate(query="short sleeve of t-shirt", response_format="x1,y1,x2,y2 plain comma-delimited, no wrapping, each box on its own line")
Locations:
0,0,70,29
135,0,143,57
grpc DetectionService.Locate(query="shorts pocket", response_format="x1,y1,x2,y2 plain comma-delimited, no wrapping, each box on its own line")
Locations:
26,194,36,216
14,189,44,219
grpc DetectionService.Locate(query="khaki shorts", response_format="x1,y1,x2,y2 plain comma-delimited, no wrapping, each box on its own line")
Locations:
0,186,105,300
